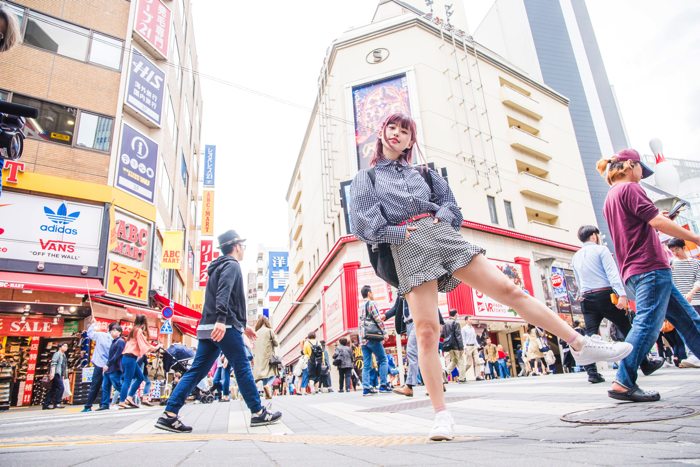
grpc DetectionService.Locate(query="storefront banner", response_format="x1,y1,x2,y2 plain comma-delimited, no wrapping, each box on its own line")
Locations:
62,320,79,336
189,290,203,315
203,145,216,187
268,251,289,293
323,277,344,343
0,316,64,337
0,191,103,267
115,123,158,204
21,337,40,406
148,326,159,340
107,260,149,303
126,49,165,126
92,317,115,333
134,0,171,59
109,209,153,273
472,260,527,322
198,239,219,287
352,74,411,171
201,191,214,235
161,231,183,269
120,319,134,337
356,267,392,311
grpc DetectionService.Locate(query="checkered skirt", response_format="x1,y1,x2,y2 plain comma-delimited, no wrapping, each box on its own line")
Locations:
390,216,485,296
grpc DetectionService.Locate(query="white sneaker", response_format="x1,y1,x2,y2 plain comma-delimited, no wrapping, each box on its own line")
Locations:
571,335,633,366
428,411,454,441
680,354,700,368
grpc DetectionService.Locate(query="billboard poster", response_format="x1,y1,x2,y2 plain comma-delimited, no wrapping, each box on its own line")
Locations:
201,191,214,235
552,267,571,313
126,49,164,127
268,251,289,294
471,260,527,322
203,145,216,187
198,239,219,287
116,124,158,203
352,74,411,171
134,0,171,59
563,269,581,314
0,191,103,267
323,277,344,343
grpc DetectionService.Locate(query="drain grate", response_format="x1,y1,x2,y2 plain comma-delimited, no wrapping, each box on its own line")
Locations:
561,404,700,425
358,396,482,413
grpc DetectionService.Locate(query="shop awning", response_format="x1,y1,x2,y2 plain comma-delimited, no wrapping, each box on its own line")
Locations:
152,293,201,320
0,272,106,295
174,322,198,338
88,296,197,325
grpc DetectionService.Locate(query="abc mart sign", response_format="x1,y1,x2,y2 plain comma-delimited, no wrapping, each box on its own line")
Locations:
0,191,103,267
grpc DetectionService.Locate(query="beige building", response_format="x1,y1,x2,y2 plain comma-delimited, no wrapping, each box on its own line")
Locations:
272,0,596,379
0,0,205,402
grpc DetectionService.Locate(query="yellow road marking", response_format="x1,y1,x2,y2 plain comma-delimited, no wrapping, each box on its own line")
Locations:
0,433,479,448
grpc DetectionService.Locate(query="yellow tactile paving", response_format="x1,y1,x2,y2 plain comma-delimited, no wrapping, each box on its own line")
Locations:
0,433,479,448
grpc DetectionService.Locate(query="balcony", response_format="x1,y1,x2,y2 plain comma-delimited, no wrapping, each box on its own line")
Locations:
509,127,552,161
518,172,562,205
501,85,543,120
292,245,304,274
291,178,302,210
291,211,303,242
527,220,570,244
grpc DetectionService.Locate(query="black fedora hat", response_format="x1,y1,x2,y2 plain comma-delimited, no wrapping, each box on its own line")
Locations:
217,230,246,249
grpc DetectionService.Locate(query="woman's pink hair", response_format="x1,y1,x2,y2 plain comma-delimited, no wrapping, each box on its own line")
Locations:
369,113,424,167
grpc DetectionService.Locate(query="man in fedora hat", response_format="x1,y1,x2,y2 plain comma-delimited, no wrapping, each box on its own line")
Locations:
156,230,282,433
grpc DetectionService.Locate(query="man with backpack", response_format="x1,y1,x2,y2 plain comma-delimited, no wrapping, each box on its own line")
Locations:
441,309,466,383
358,285,390,395
303,332,324,395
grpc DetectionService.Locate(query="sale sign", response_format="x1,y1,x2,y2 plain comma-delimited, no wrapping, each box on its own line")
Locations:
0,316,64,337
134,0,171,59
161,231,183,269
107,260,149,303
201,191,214,235
198,239,219,287
21,337,40,406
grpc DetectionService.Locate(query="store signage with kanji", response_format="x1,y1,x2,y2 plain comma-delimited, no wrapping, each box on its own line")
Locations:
107,260,149,302
134,0,171,59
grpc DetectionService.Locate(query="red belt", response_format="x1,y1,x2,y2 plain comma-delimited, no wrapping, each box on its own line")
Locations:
397,213,434,226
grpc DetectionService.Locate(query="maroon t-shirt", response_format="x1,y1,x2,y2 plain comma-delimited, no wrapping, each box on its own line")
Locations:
603,182,670,283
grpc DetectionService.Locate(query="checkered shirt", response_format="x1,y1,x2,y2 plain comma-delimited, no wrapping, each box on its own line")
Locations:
349,158,463,245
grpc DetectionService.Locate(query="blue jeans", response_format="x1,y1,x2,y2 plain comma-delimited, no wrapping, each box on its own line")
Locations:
120,355,145,401
488,361,498,378
212,365,230,397
301,367,309,390
101,371,122,408
166,328,262,415
135,363,151,402
405,322,419,386
497,359,509,378
262,376,275,387
618,269,700,389
361,341,387,389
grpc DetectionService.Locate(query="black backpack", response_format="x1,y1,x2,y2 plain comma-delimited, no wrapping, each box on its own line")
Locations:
365,166,436,289
310,341,323,367
441,319,456,351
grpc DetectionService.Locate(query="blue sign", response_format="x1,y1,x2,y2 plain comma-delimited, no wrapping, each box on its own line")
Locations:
116,123,158,203
268,251,289,293
160,319,173,334
161,306,173,319
125,49,165,127
203,145,216,187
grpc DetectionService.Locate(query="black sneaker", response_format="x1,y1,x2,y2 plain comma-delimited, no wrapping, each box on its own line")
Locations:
250,405,282,427
155,413,192,433
588,373,606,384
95,406,110,412
640,357,664,376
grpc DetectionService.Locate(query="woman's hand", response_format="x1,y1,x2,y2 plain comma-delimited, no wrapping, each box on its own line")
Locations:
244,326,257,341
405,226,418,240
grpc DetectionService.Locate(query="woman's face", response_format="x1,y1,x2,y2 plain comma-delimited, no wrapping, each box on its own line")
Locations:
381,122,413,155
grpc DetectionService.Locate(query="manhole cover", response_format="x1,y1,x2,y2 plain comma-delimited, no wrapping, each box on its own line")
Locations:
359,396,482,413
561,404,700,425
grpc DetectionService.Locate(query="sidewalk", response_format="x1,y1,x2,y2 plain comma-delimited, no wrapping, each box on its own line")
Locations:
1,367,699,465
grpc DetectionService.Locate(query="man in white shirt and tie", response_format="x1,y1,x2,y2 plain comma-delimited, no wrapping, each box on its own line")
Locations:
461,317,480,381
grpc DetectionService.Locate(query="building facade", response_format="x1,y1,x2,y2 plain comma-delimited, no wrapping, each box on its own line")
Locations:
272,0,597,381
0,0,204,406
474,0,629,251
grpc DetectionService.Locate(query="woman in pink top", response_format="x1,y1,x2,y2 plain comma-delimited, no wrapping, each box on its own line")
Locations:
119,314,160,409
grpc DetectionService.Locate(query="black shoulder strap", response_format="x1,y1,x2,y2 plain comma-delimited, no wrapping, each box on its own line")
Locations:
418,166,436,202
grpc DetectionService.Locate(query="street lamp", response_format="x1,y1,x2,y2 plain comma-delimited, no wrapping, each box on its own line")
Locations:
292,301,321,333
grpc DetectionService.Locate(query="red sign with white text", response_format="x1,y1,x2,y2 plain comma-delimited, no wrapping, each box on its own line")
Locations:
134,0,171,59
0,316,64,337
93,318,116,333
120,320,134,337
21,337,40,405
198,239,219,287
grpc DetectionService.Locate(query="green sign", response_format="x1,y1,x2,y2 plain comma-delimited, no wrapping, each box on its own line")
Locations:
63,320,80,336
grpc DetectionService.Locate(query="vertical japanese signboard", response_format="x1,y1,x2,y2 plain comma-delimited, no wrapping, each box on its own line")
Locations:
198,239,219,287
268,251,289,294
125,49,165,127
161,231,183,269
115,124,158,204
201,191,214,235
134,0,171,60
203,145,216,187
21,337,40,406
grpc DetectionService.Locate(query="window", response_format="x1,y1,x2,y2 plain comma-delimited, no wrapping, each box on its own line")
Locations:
181,151,188,191
164,87,178,147
0,90,9,101
487,196,499,224
25,11,89,61
11,94,77,146
88,33,123,70
159,156,174,218
326,233,330,253
504,201,515,228
190,197,196,225
76,112,113,151
317,248,320,268
188,243,194,274
331,222,336,244
7,4,24,27
182,98,191,145
193,102,200,145
170,26,182,92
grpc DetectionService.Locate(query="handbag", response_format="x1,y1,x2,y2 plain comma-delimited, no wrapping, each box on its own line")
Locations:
269,355,282,367
362,302,384,342
364,166,436,289
536,329,550,353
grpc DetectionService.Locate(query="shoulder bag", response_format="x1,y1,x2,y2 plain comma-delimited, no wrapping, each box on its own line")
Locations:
362,302,385,342
536,329,550,353
365,166,436,289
